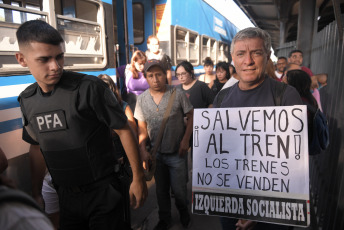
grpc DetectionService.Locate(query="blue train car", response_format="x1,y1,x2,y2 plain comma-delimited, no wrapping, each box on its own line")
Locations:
0,0,237,192
118,0,238,76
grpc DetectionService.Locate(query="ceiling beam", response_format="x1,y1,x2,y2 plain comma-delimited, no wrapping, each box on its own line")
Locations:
244,1,274,6
243,3,274,6
255,17,279,22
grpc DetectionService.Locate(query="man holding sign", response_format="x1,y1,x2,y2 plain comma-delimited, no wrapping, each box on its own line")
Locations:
135,60,193,229
211,27,304,229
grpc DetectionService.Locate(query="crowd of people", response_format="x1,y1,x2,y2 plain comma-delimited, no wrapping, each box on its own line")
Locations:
0,19,327,230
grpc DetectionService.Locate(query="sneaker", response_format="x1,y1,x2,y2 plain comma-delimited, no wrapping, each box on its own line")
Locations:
153,220,171,230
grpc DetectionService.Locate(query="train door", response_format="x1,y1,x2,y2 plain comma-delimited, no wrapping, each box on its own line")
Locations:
132,0,153,52
114,0,153,66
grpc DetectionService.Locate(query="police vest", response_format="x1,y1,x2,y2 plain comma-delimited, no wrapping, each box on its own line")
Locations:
18,72,116,186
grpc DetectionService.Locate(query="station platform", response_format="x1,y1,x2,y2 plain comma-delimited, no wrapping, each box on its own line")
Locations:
130,153,222,230
129,155,308,230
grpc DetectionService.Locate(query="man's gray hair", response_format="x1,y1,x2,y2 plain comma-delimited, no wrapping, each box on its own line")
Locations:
230,27,271,54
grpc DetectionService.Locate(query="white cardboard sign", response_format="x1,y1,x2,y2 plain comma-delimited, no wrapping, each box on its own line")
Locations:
192,106,310,227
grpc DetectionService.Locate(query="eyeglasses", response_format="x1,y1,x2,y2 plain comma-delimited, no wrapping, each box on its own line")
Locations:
176,72,188,78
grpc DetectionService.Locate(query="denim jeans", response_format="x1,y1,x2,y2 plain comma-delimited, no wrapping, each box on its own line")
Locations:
155,152,188,222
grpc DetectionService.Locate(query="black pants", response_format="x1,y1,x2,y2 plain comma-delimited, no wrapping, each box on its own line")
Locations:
57,177,124,230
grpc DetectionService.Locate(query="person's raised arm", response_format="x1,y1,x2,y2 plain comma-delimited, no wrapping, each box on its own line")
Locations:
179,109,194,157
29,144,46,209
167,70,172,85
315,73,328,87
124,105,138,138
137,120,151,170
114,123,147,209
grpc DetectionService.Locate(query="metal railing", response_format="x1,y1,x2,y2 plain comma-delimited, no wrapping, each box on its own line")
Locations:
308,14,344,230
276,14,344,230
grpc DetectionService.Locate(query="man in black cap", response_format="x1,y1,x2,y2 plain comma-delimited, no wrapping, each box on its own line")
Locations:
135,59,193,229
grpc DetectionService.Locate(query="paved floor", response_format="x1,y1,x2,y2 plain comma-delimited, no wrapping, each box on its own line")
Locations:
130,154,222,230
129,154,307,230
127,156,312,230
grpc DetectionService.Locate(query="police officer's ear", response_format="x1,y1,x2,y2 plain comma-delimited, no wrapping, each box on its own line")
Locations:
15,52,28,67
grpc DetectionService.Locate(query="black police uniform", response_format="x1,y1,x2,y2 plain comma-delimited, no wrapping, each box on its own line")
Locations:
18,71,128,230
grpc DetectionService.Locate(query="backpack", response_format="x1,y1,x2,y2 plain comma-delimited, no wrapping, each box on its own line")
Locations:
305,103,330,155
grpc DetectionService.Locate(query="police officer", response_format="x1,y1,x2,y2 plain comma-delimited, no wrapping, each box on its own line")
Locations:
15,20,147,230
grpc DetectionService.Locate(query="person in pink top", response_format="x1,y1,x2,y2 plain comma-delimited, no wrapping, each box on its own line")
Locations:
124,50,149,112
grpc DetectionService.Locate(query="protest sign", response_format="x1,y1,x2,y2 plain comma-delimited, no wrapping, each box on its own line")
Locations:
192,106,310,227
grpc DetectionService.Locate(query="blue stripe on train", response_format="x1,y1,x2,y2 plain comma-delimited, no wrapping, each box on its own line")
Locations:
101,0,112,4
0,69,116,87
0,75,36,86
79,68,116,77
0,97,20,110
0,118,23,134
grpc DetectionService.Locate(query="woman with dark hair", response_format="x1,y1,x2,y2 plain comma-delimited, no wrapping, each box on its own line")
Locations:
286,70,318,108
286,70,319,155
176,61,214,162
222,64,239,91
97,74,137,229
98,74,137,137
229,64,236,78
124,50,149,112
208,62,230,95
175,61,214,109
198,57,216,84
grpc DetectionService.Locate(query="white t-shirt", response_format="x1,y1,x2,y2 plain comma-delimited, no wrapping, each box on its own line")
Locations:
221,77,239,91
275,70,283,79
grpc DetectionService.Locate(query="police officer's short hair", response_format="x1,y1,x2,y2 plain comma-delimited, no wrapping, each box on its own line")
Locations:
16,20,64,47
230,27,271,54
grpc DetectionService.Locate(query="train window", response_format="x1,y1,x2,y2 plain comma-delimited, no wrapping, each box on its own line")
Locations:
0,0,106,75
201,35,217,65
55,0,107,70
175,28,187,63
55,0,97,22
189,32,199,65
217,41,229,62
174,26,200,66
0,0,47,74
133,3,144,44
